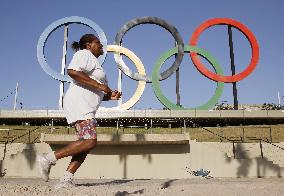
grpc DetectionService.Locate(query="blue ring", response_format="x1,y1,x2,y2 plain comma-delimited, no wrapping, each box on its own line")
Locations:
37,16,107,82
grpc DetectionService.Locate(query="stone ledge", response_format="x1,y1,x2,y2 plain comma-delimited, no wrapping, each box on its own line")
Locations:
40,133,190,145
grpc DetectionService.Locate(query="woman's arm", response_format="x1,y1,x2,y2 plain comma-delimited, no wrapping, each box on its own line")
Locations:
67,69,112,94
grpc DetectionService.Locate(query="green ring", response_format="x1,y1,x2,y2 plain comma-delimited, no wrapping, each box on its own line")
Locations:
151,45,224,110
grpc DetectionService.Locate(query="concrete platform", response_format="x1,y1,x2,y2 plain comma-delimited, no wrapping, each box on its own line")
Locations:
1,110,284,127
1,109,284,119
40,133,190,145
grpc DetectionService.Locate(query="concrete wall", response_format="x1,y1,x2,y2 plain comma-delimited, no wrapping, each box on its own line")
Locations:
0,142,283,179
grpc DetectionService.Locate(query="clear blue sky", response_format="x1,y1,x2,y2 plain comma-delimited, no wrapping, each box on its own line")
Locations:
0,0,283,110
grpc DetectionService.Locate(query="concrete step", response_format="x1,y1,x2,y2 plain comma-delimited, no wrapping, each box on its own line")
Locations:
40,133,191,145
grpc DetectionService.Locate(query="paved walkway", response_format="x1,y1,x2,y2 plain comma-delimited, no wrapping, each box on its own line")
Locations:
0,178,283,196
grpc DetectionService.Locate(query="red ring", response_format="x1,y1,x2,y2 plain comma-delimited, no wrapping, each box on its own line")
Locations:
189,18,259,83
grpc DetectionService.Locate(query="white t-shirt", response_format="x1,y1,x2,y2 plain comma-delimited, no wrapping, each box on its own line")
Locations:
63,49,108,124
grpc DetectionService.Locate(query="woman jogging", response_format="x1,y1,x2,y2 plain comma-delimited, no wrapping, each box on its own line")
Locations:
37,34,121,189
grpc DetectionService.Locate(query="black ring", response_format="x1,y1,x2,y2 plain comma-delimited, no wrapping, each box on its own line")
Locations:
114,16,184,82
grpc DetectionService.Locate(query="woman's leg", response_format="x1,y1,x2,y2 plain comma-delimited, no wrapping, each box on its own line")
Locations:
55,119,98,186
54,140,96,189
66,152,89,174
38,119,97,182
55,118,98,160
54,139,97,160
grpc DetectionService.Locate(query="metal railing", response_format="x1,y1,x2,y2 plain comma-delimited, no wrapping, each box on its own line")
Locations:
187,118,284,160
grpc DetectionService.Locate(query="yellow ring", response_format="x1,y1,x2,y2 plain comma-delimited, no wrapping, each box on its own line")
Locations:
99,45,146,110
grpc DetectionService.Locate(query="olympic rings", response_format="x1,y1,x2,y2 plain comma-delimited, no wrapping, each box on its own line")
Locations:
189,18,259,83
152,45,224,110
37,16,259,110
100,45,146,110
37,16,107,82
114,16,184,82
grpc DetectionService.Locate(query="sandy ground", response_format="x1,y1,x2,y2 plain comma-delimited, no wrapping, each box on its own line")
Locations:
0,178,283,196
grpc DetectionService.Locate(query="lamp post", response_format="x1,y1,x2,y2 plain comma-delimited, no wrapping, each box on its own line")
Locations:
13,82,19,110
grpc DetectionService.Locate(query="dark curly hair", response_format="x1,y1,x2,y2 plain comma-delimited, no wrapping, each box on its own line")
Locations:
71,34,98,51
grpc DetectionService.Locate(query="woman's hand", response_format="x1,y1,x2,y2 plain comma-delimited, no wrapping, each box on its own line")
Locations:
102,90,121,101
110,90,122,100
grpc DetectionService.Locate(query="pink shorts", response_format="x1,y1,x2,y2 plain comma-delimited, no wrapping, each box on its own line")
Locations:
74,119,97,140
